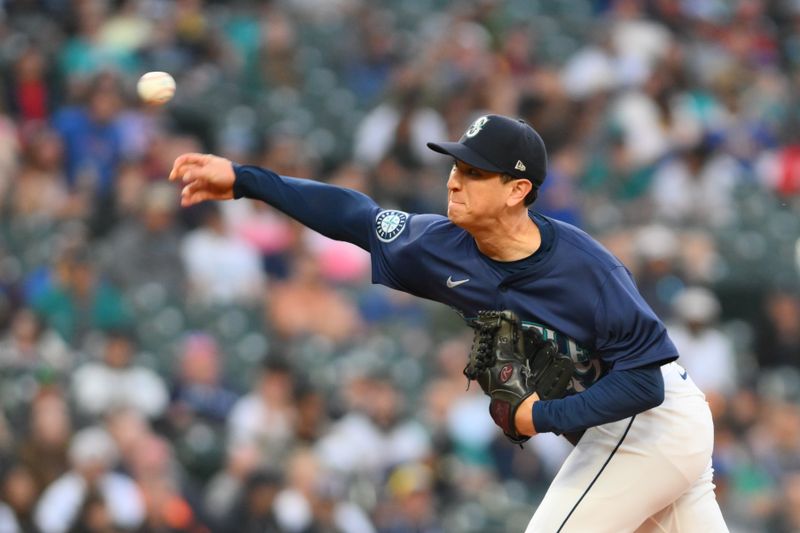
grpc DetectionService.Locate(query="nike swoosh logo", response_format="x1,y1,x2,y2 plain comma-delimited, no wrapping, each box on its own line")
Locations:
446,276,470,288
679,370,688,380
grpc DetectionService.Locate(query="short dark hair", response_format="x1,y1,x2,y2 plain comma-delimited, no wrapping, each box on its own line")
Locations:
500,174,538,206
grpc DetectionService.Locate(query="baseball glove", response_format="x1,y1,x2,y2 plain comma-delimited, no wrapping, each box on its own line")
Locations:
464,310,575,444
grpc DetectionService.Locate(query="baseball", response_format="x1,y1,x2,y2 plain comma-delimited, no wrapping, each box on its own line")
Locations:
137,71,176,105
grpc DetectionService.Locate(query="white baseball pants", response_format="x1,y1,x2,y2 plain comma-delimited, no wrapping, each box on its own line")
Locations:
525,362,728,533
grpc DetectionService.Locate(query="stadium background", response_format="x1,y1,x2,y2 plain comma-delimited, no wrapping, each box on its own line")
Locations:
0,0,799,531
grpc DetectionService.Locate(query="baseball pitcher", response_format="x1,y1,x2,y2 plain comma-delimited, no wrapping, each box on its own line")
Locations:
169,114,728,532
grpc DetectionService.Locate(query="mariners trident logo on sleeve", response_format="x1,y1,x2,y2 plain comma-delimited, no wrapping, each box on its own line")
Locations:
375,210,408,242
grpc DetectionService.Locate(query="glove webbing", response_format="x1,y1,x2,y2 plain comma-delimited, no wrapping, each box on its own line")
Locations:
463,311,504,386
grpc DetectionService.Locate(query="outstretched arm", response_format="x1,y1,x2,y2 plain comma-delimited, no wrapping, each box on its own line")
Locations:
169,153,377,251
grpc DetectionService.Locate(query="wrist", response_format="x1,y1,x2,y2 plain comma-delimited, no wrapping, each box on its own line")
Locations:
231,163,245,198
515,392,539,437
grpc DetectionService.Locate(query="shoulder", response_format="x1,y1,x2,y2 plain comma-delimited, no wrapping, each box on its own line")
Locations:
548,217,624,270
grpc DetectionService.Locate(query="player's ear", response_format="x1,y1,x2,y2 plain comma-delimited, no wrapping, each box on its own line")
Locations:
507,178,533,207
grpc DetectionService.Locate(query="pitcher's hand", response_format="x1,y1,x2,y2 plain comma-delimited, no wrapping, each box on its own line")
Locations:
169,153,236,206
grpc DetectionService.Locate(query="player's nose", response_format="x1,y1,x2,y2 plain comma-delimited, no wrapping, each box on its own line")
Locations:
447,168,462,191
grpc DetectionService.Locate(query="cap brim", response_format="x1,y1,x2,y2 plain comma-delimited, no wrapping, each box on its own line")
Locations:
426,142,504,174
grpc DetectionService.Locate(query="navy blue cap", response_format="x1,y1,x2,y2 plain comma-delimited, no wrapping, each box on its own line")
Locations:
427,114,548,187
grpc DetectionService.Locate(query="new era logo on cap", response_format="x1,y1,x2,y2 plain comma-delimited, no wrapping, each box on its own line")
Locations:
425,114,548,188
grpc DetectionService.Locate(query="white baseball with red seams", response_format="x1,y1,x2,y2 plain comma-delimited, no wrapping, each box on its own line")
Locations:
137,71,176,105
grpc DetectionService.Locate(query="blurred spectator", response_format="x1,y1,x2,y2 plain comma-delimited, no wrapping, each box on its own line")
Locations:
376,463,442,533
31,247,132,347
267,249,362,343
181,202,265,306
668,287,737,396
5,126,82,226
5,44,56,124
71,328,169,419
308,476,375,533
344,8,399,105
64,490,123,533
0,462,40,533
221,468,283,533
307,230,371,285
293,381,329,445
423,335,494,458
255,134,320,180
754,400,800,481
34,426,145,533
224,200,298,279
273,447,375,533
105,407,152,472
631,224,686,320
203,442,262,527
535,145,583,227
97,0,154,59
755,291,800,370
227,357,296,461
17,393,72,495
0,307,74,373
610,0,674,87
168,332,238,481
354,85,448,169
170,332,238,425
52,72,124,198
254,8,300,90
771,471,800,533
58,0,133,79
316,373,431,481
101,182,186,295
650,138,743,227
126,433,208,533
758,141,800,197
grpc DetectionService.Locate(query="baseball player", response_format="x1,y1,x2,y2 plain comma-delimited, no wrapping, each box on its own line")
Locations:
169,114,728,532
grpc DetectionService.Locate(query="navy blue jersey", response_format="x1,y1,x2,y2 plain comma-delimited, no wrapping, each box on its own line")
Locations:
232,165,672,433
367,210,678,391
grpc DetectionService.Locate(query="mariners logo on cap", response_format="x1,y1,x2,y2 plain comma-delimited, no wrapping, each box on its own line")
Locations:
465,116,489,138
375,210,408,242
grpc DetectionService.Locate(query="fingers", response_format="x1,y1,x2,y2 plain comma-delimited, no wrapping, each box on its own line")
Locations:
180,180,220,207
169,153,208,181
180,181,203,206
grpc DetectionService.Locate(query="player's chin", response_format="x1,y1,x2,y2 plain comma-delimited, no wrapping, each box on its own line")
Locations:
446,205,461,222
447,206,470,228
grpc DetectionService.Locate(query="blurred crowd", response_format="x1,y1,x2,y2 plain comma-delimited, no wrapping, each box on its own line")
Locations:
0,0,799,531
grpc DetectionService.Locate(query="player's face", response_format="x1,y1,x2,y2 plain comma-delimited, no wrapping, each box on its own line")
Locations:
446,160,511,228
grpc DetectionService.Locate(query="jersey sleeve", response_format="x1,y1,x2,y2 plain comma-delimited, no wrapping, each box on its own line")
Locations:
532,364,665,434
233,164,378,251
367,212,448,295
593,266,678,370
233,164,446,297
